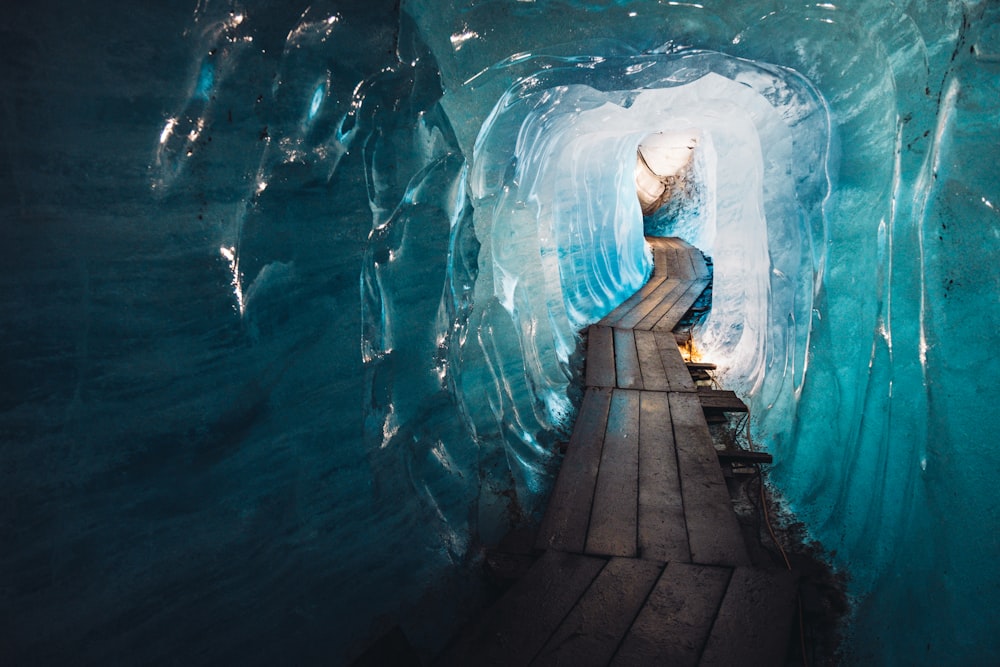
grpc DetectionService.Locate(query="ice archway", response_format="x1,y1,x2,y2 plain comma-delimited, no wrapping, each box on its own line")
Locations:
452,56,833,546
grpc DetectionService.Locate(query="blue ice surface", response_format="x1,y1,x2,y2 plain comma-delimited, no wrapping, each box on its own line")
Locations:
1,0,999,665
195,61,214,101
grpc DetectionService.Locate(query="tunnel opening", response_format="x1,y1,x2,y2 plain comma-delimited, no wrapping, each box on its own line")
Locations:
635,130,700,217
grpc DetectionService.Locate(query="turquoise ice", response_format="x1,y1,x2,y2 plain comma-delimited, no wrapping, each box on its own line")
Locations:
1,1,997,664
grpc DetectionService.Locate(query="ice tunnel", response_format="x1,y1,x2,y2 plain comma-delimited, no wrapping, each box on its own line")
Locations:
1,0,999,665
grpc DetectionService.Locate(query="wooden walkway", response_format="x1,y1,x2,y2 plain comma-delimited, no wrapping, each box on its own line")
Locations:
438,237,797,666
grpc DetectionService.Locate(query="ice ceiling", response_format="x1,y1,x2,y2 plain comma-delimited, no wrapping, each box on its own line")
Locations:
2,0,999,664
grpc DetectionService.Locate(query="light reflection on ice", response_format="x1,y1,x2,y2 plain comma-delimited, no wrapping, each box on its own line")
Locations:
450,28,480,51
219,245,245,314
158,117,178,145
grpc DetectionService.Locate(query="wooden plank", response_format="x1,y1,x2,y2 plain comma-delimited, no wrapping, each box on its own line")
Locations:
536,388,613,553
633,279,692,331
700,567,798,667
646,237,675,275
652,278,709,332
610,562,732,667
668,392,750,566
533,558,663,667
716,449,773,465
601,236,690,327
686,362,717,370
656,243,677,278
653,242,670,277
675,242,702,280
688,368,713,382
439,550,606,667
690,248,710,280
633,329,669,391
671,237,691,251
613,328,643,389
668,245,695,280
585,325,615,388
698,389,748,412
615,277,685,330
637,391,689,563
654,332,696,392
586,389,640,557
599,275,666,326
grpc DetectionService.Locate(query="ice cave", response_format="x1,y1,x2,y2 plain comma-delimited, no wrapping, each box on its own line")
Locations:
2,0,999,664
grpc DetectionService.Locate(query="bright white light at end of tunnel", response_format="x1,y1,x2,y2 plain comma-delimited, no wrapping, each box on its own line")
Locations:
636,130,700,216
471,55,829,408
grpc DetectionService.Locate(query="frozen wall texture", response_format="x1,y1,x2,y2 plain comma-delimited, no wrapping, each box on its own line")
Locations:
1,0,998,664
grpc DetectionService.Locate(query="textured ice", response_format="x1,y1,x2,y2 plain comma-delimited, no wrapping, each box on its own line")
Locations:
2,0,999,665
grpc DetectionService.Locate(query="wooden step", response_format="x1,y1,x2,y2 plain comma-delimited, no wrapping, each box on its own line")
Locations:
686,362,717,370
716,450,773,466
698,388,748,413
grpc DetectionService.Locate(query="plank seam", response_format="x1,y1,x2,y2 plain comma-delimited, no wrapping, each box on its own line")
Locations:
634,390,643,560
581,391,608,552
694,566,735,666
526,557,611,666
668,391,695,564
605,559,668,664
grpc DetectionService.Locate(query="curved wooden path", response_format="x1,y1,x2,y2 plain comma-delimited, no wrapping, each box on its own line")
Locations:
438,237,797,666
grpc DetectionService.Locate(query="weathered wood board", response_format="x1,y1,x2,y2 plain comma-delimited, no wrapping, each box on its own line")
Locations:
536,388,612,553
586,390,640,557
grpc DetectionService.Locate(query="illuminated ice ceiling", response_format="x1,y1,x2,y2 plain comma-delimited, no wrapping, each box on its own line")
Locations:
1,0,998,664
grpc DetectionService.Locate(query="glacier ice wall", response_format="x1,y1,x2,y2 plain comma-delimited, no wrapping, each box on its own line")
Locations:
1,0,999,664
412,2,1000,662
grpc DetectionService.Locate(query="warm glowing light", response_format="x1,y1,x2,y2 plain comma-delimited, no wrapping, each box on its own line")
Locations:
677,335,703,363
187,117,205,143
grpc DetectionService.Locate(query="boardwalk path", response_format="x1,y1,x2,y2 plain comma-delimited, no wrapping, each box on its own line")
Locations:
439,237,797,666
